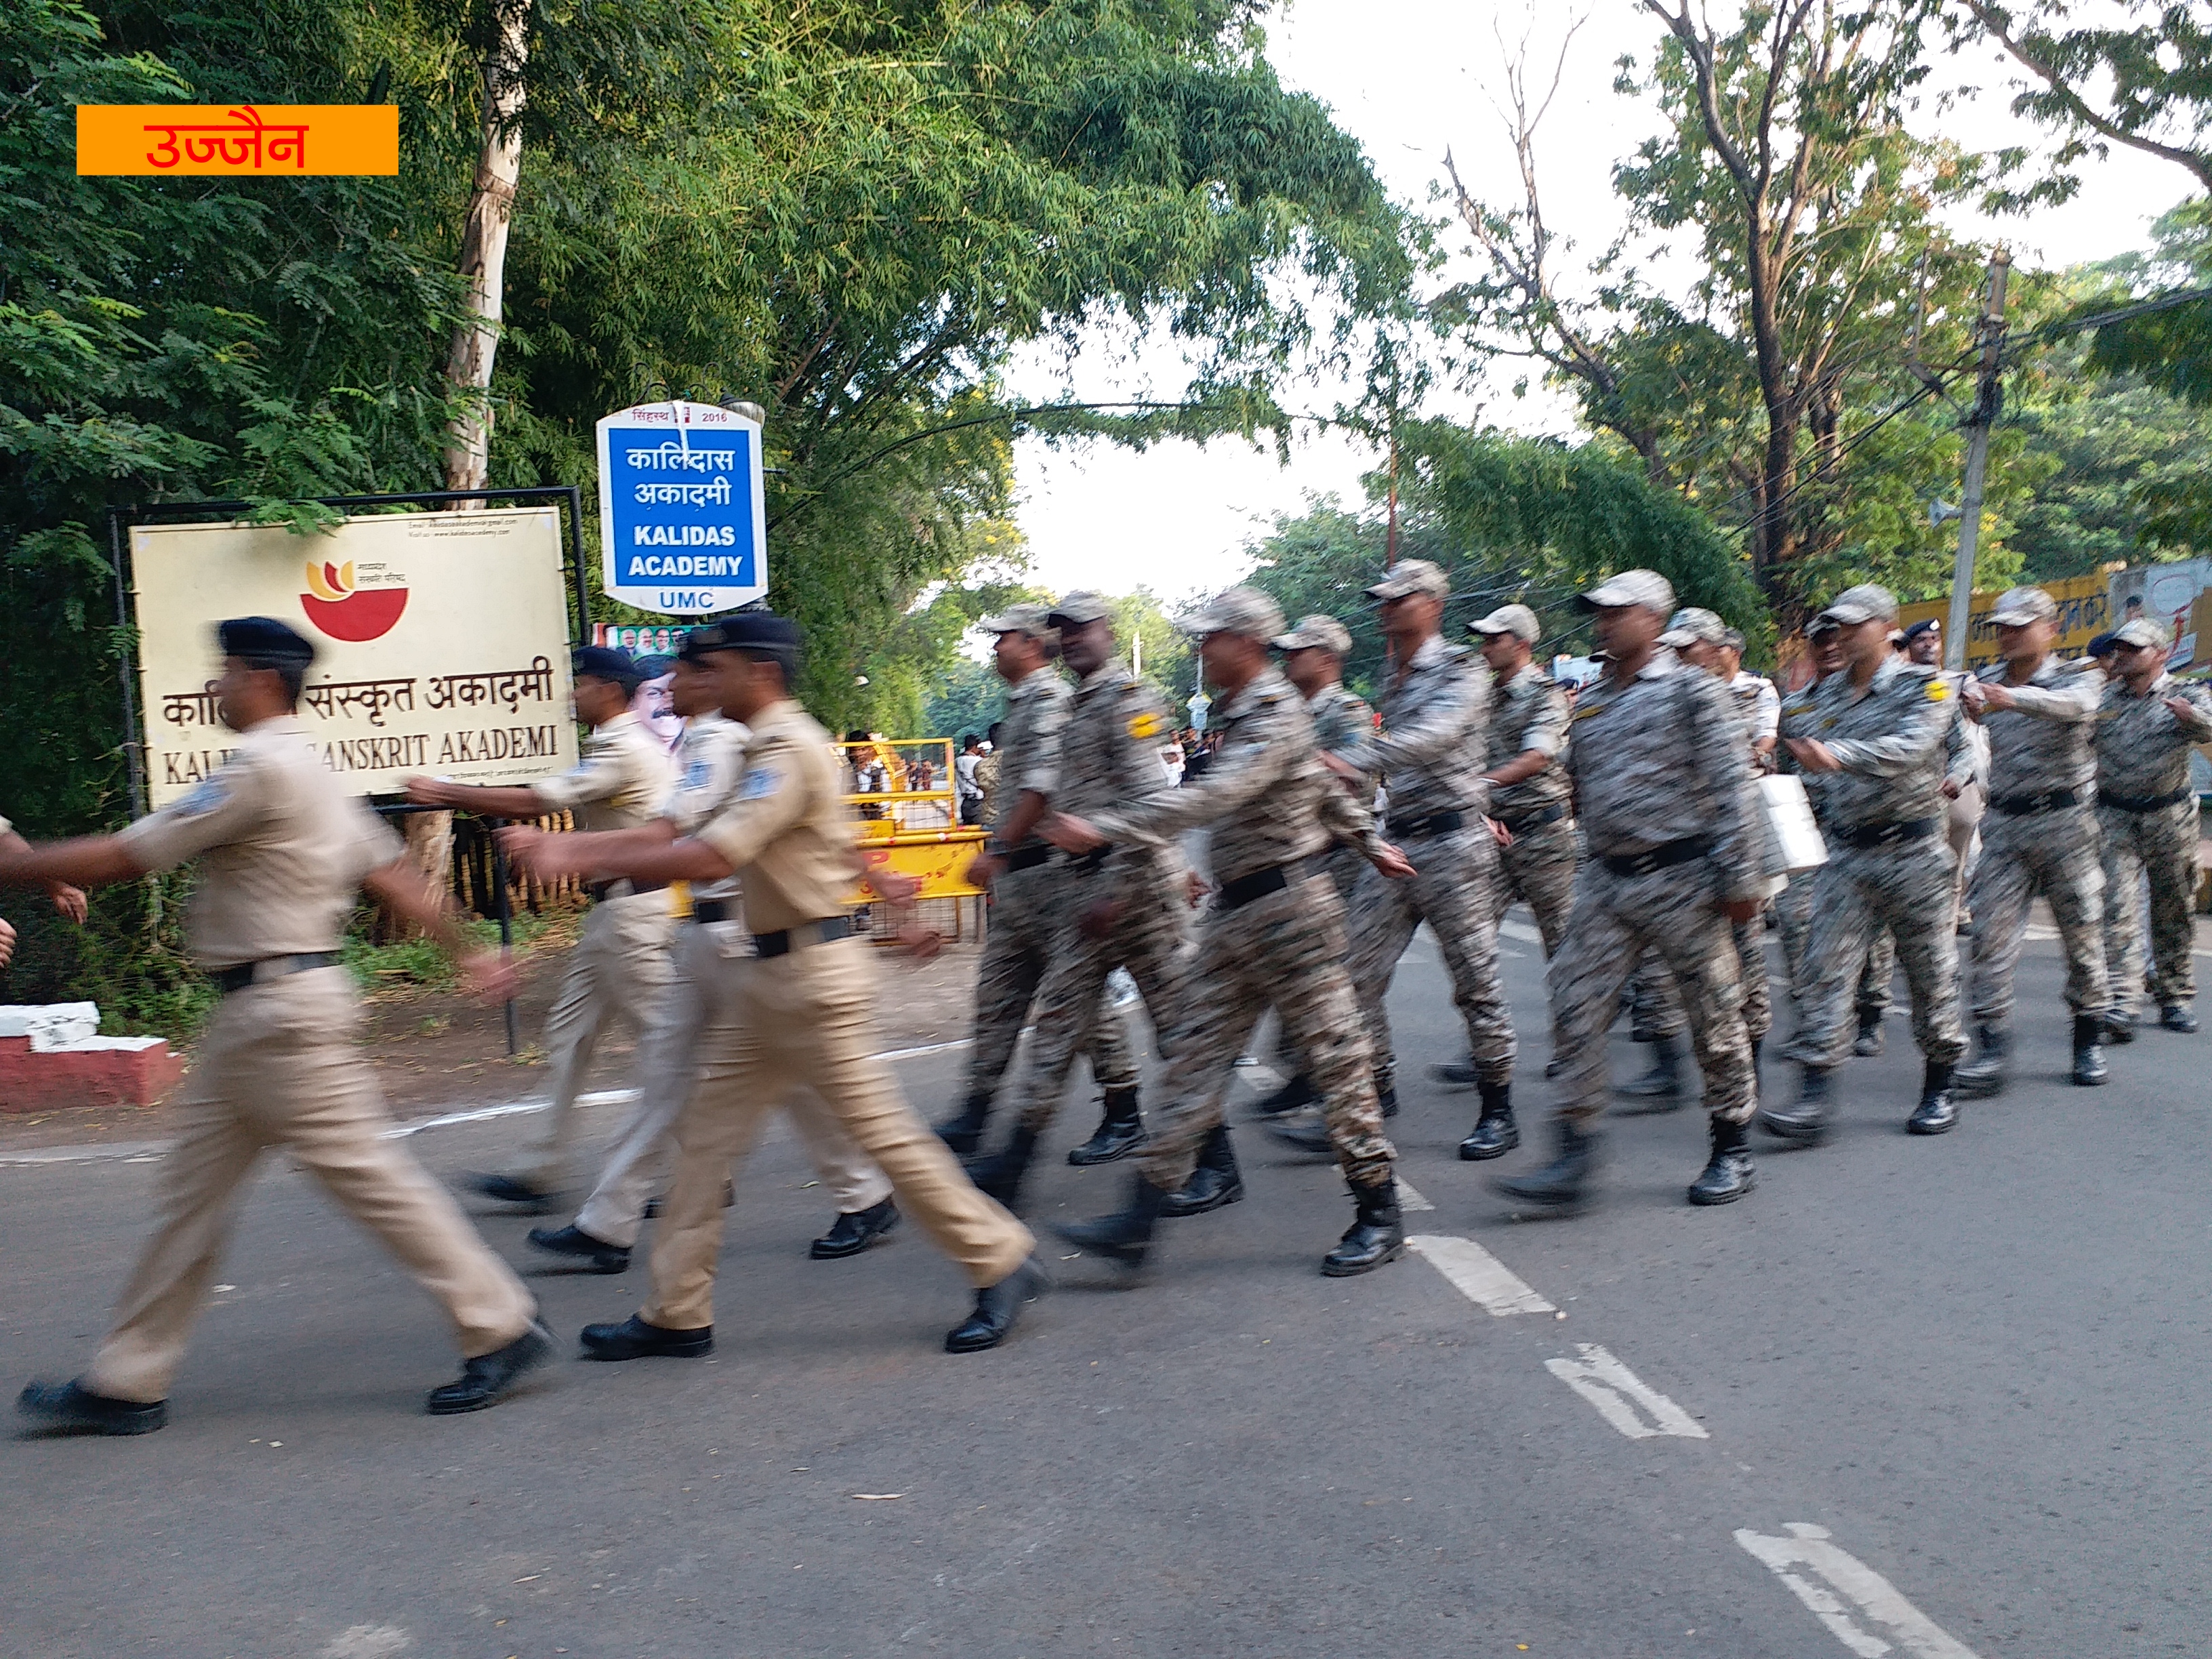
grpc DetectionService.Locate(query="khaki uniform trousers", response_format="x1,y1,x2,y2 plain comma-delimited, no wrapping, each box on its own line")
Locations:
642,933,1034,1330
518,888,676,1190
87,968,534,1403
1947,780,1984,925
574,922,892,1250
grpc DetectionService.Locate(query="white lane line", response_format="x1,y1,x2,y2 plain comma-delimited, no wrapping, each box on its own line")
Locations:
1544,1343,1708,1439
1408,1233,1555,1315
1396,1178,1434,1212
1736,1525,1980,1658
382,1088,636,1139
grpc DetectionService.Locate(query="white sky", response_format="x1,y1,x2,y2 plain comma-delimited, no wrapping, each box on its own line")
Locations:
1006,0,2196,605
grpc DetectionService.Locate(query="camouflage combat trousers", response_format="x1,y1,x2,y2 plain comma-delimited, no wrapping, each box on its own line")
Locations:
1347,823,1517,1091
1966,804,2108,1026
1010,856,1190,1136
1549,861,1755,1128
964,859,1136,1103
1779,840,1965,1070
1496,813,1578,956
2100,798,2201,1014
1627,911,1772,1044
1777,872,1891,1012
1143,873,1392,1191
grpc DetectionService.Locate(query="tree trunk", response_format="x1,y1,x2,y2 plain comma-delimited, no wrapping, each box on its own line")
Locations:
442,0,531,496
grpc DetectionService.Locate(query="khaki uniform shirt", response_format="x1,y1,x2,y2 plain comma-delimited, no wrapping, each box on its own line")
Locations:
1568,647,1757,899
1374,634,1491,821
987,664,1072,853
1972,655,2104,798
1776,656,1953,828
118,715,403,970
1484,662,1570,819
533,710,676,831
667,712,751,902
2095,672,2212,799
693,699,859,936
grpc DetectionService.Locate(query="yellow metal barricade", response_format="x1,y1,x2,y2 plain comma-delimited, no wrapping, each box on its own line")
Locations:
837,738,986,905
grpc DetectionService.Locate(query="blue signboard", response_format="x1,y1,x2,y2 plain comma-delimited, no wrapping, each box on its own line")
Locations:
595,400,768,615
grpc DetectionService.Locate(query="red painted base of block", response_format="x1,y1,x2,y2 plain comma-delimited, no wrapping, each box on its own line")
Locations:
0,1036,185,1112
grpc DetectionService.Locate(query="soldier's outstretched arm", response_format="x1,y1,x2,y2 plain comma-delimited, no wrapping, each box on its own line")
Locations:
0,832,146,893
1371,669,1483,773
499,818,703,886
1994,670,2103,722
1084,722,1288,847
361,859,518,1002
1826,684,1952,778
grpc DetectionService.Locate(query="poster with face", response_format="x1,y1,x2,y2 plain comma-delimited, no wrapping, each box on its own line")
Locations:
629,654,682,753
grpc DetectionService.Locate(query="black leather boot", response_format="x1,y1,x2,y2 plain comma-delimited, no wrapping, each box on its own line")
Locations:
1907,1059,1957,1134
1267,1110,1336,1155
934,1092,992,1156
579,1313,713,1361
1458,1082,1519,1160
16,1378,166,1435
810,1195,901,1258
1053,1172,1166,1269
1160,1124,1244,1216
1067,1087,1145,1165
966,1127,1038,1209
470,1173,561,1213
1852,1010,1885,1057
2071,1014,2108,1086
1322,1177,1407,1276
1615,1036,1685,1111
1757,1065,1832,1144
1952,1025,2010,1098
527,1223,630,1273
1254,1071,1315,1117
1687,1116,1755,1206
1494,1120,1601,1208
426,1319,555,1414
2161,1002,2199,1033
1431,1057,1478,1086
945,1256,1048,1353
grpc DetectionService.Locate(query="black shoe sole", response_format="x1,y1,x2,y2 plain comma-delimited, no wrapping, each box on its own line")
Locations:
528,1240,630,1273
1906,1115,1957,1135
1754,1112,1828,1145
1321,1240,1406,1277
1067,1136,1145,1166
1686,1183,1754,1206
579,1332,713,1361
1160,1181,1244,1218
1458,1132,1519,1161
16,1401,166,1435
2072,1071,2108,1086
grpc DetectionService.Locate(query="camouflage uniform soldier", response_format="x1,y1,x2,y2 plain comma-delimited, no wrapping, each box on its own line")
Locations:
1494,571,1763,1212
2095,616,2212,1036
1050,589,1415,1277
1615,608,1773,1103
1337,560,1517,1138
1256,613,1380,1122
1954,586,2111,1096
933,605,1141,1166
1756,585,1969,1142
1773,619,1846,996
965,592,1191,1208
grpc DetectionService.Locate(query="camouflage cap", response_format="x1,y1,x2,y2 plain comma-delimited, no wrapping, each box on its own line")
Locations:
1046,590,1114,628
1364,559,1451,602
1183,585,1286,642
1469,602,1540,643
1578,568,1676,616
1273,613,1353,655
1987,586,2058,627
1816,583,1900,628
1658,606,1727,648
2111,615,2173,651
976,602,1056,640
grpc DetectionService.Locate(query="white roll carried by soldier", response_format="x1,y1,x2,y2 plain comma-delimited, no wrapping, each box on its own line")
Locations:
8,617,552,1434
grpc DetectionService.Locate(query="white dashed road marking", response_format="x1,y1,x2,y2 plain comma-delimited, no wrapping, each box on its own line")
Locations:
1408,1233,1556,1314
1736,1524,1981,1658
1395,1178,1434,1212
1544,1343,1708,1439
1498,917,1544,945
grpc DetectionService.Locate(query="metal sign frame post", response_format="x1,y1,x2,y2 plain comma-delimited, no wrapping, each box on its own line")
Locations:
104,485,590,1054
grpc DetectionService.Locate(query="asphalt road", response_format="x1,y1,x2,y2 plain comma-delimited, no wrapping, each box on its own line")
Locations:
3,911,2205,1659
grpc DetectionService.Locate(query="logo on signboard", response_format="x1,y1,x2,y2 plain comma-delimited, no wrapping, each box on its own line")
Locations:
300,558,409,642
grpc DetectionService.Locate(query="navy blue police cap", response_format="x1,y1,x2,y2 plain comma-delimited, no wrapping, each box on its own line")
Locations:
1900,618,1940,644
218,616,316,670
572,644,643,689
678,613,804,660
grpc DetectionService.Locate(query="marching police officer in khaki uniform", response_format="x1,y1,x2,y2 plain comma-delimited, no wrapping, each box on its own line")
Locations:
10,618,550,1434
502,614,1044,1357
409,644,676,1204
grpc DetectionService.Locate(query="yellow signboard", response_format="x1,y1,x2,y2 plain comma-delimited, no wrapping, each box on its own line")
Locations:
76,105,398,176
1895,571,2111,670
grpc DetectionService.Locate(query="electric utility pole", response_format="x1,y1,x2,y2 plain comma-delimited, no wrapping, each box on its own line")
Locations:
1944,248,2011,671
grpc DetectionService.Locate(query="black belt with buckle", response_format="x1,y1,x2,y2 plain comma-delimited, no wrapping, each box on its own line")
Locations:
586,877,669,902
1386,809,1465,838
1832,816,1939,850
213,951,340,995
1990,788,2081,815
691,898,738,924
1216,857,1322,911
1004,844,1054,873
1496,804,1567,837
752,915,854,958
1600,836,1714,878
2101,787,2191,813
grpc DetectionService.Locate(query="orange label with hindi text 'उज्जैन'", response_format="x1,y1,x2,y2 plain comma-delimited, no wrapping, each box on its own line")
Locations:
75,106,398,176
